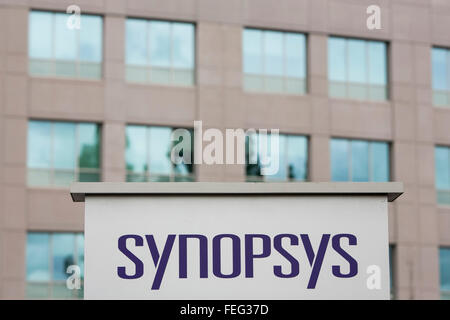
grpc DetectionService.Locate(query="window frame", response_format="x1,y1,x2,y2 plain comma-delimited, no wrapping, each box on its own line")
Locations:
125,17,196,86
432,46,450,107
439,247,450,300
27,120,102,187
28,9,104,80
125,124,195,182
435,145,450,206
26,232,84,300
243,27,308,95
245,132,309,182
330,137,391,182
328,35,389,101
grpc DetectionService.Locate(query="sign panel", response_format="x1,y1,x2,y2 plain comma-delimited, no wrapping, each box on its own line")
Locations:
84,194,390,299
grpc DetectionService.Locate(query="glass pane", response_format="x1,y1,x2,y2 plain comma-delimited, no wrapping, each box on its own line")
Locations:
264,134,286,181
126,126,148,173
148,127,172,175
432,48,448,91
285,33,305,79
27,283,50,299
328,37,346,82
52,233,75,281
29,11,53,59
440,248,450,292
348,39,367,83
287,135,307,181
79,15,103,62
78,123,100,169
149,21,171,67
243,29,263,75
79,62,102,79
78,172,100,182
246,133,261,178
331,139,349,181
54,13,77,60
351,140,369,181
368,41,387,85
371,142,390,182
54,60,76,77
172,23,194,69
53,170,75,186
264,31,283,76
26,233,50,282
76,234,85,278
126,173,148,182
53,122,76,170
52,283,74,299
435,146,450,190
125,19,148,65
173,129,194,176
28,121,51,169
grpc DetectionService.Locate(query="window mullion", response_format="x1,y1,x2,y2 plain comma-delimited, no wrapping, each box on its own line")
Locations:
147,21,151,83
345,39,349,98
447,50,450,97
368,142,373,182
52,13,56,75
76,24,81,78
50,123,54,186
282,33,286,93
348,140,352,181
147,127,151,181
49,234,53,298
448,148,450,190
366,41,370,100
170,23,174,84
262,31,266,92
284,135,289,181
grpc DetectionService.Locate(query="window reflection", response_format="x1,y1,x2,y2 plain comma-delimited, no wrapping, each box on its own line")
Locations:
243,28,306,94
27,120,101,186
26,232,84,299
28,11,102,79
125,19,195,86
245,133,308,182
435,146,450,205
432,47,450,106
331,138,390,182
328,37,387,101
440,248,450,300
126,125,195,182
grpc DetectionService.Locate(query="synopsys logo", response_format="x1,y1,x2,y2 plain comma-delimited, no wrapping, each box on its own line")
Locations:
116,233,358,290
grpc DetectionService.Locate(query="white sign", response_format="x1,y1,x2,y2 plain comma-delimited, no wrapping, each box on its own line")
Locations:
84,194,390,299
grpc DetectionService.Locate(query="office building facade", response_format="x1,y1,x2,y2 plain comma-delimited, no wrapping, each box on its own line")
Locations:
0,0,449,299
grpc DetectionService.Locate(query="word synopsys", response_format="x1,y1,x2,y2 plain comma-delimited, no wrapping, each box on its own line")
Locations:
117,233,358,290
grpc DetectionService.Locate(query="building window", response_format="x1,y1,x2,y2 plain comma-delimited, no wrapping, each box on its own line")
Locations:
28,11,103,79
435,146,450,205
26,232,84,299
328,37,387,101
440,248,450,300
27,120,101,187
330,138,390,182
125,18,195,86
126,125,195,181
432,47,450,107
246,133,308,181
243,28,307,94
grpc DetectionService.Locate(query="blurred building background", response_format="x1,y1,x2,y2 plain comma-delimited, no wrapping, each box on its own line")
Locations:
0,0,449,299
